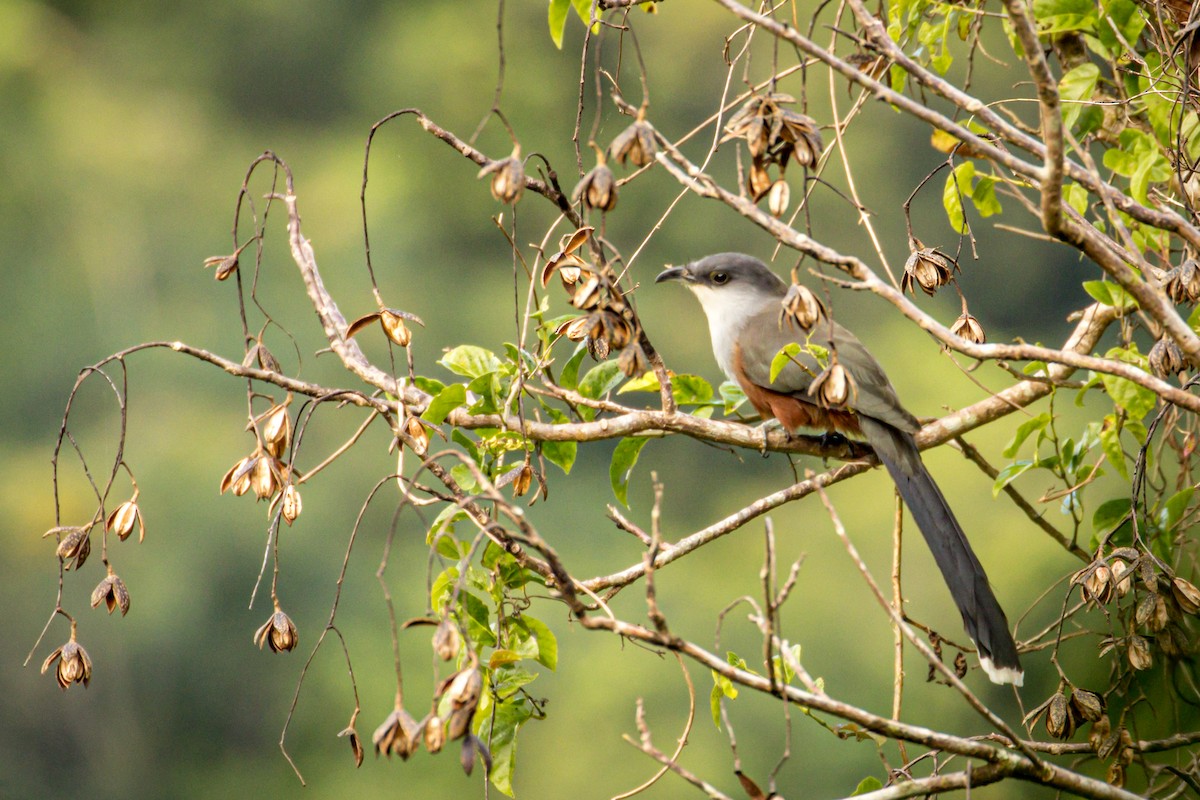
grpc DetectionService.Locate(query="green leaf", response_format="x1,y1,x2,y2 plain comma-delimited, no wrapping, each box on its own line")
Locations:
610,437,650,507
578,360,625,400
482,699,534,796
1099,368,1156,421
1082,280,1137,311
1099,416,1129,480
548,0,570,48
852,777,885,795
720,382,748,415
770,343,804,383
617,371,660,393
440,345,501,379
943,161,975,234
1063,182,1088,214
558,343,588,391
431,566,460,611
422,383,467,425
518,615,558,670
460,591,497,647
1003,412,1051,457
709,684,724,728
971,175,1002,217
993,460,1035,496
1097,0,1144,54
413,375,446,396
1032,0,1097,34
1161,487,1194,531
1091,497,1132,544
542,438,576,475
1058,63,1099,130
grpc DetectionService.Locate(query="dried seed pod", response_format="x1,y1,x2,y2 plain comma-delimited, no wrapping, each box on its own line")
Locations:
1045,691,1073,739
1106,762,1125,788
91,571,131,616
447,667,483,711
512,463,533,497
221,456,255,496
1095,722,1119,761
41,636,93,691
747,158,773,200
1134,593,1157,627
610,117,656,168
203,252,240,281
556,315,591,342
1172,576,1200,614
1111,559,1132,597
808,359,854,408
424,713,446,754
107,497,145,543
250,455,280,500
54,526,91,571
571,276,604,311
950,313,986,344
405,415,430,457
1127,634,1153,670
598,311,634,350
261,404,291,458
767,179,790,217
433,619,460,661
902,244,957,296
1070,688,1104,723
478,146,525,204
372,707,422,760
618,344,648,377
1148,337,1186,378
1150,594,1170,631
573,154,618,212
541,228,593,287
338,725,364,768
1084,565,1113,605
780,283,825,331
586,335,610,361
254,609,299,653
279,484,303,526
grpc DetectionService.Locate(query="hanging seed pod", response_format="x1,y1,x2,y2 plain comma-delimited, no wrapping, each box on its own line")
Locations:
220,456,255,496
1172,576,1200,614
338,725,364,768
1127,634,1153,670
405,415,430,457
51,526,91,571
424,713,446,754
767,179,790,217
203,252,240,281
609,115,656,168
618,344,648,377
747,158,773,200
107,495,145,543
261,404,291,458
950,313,986,344
808,358,854,408
902,243,957,296
253,608,299,653
372,706,422,760
478,146,525,204
1148,337,1186,378
1070,688,1105,722
1045,691,1073,739
780,283,825,331
279,484,303,526
91,571,131,616
41,636,93,690
573,149,618,212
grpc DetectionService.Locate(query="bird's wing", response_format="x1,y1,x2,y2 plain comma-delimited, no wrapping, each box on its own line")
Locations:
737,307,921,434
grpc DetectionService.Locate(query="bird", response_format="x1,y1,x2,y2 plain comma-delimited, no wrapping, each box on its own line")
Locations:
656,252,1023,686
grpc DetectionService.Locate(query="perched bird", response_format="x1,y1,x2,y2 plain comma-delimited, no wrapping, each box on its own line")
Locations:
657,253,1022,685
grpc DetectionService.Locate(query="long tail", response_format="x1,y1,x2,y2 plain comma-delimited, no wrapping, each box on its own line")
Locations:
858,416,1024,686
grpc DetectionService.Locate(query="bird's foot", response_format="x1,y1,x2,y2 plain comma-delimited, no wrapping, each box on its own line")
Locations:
817,430,849,449
755,418,789,456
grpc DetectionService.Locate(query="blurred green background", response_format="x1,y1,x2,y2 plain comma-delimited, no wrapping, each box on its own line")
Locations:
1,1,1139,798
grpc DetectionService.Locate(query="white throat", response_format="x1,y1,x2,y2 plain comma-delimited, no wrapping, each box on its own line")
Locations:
687,283,768,383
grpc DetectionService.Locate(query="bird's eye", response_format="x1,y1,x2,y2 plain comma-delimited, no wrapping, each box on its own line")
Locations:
711,271,729,285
